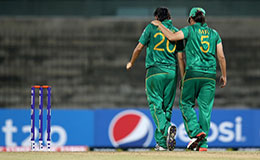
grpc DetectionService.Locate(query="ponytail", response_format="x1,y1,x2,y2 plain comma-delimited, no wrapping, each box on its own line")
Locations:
192,11,205,24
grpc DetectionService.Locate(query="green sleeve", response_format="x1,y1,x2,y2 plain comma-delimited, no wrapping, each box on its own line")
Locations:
216,33,222,44
180,26,190,39
139,24,152,45
214,29,222,44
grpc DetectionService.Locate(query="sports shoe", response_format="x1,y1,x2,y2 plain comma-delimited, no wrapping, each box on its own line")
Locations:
199,148,207,152
154,144,167,151
166,125,177,151
187,132,206,150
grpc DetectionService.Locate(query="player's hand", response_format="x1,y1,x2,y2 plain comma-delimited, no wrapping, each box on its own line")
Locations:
126,62,133,70
151,20,161,26
219,76,227,88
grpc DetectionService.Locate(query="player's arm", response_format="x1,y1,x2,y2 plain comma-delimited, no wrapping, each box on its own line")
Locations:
177,51,185,89
126,42,145,70
177,52,185,78
216,42,227,88
151,20,184,41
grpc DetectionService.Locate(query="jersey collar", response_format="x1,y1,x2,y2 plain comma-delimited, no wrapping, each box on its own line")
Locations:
162,19,172,25
194,22,208,27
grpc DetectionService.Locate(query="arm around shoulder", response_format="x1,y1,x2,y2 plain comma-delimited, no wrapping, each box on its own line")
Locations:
151,20,184,41
157,23,184,41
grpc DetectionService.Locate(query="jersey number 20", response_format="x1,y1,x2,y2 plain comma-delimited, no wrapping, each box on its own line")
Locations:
153,33,176,53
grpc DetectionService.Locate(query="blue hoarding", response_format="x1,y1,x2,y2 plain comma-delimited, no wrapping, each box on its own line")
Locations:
94,109,156,147
0,109,94,147
0,108,260,148
94,108,260,148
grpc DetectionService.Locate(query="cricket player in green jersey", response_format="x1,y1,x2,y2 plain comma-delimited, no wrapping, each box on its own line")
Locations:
152,7,227,151
126,7,185,151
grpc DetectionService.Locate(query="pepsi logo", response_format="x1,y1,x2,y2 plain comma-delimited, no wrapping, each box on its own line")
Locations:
109,110,153,147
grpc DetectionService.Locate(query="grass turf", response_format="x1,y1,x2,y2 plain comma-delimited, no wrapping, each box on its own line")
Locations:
0,151,260,160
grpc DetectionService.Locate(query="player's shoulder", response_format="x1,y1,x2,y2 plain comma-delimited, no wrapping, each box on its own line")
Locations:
209,27,220,37
180,25,192,34
210,27,218,33
181,25,192,30
206,24,217,33
141,23,155,35
144,23,157,32
146,23,155,29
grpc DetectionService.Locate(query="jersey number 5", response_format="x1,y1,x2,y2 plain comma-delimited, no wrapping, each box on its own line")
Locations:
200,35,210,53
153,33,176,53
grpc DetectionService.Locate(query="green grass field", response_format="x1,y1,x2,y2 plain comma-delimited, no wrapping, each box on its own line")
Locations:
0,151,259,160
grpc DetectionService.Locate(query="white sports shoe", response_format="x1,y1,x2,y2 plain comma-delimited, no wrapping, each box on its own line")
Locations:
155,144,167,151
187,132,206,150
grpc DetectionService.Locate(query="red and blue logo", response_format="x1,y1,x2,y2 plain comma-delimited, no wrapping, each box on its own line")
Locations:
109,110,154,147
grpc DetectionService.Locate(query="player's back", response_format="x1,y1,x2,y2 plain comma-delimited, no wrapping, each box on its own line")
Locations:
182,22,221,74
139,19,181,69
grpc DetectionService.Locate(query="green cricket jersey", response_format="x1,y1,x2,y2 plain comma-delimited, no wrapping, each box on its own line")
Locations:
139,20,183,69
181,23,222,74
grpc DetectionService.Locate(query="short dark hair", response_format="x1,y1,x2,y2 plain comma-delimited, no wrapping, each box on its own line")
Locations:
153,7,171,22
190,10,205,24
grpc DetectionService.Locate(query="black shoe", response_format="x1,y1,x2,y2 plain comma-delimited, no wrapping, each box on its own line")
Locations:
166,125,177,151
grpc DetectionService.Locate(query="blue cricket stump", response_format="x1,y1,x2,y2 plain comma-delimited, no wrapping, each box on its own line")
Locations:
47,87,51,151
39,86,43,150
30,85,52,151
30,87,36,151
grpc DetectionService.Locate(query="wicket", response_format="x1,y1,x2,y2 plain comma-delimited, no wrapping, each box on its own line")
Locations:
30,85,51,151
